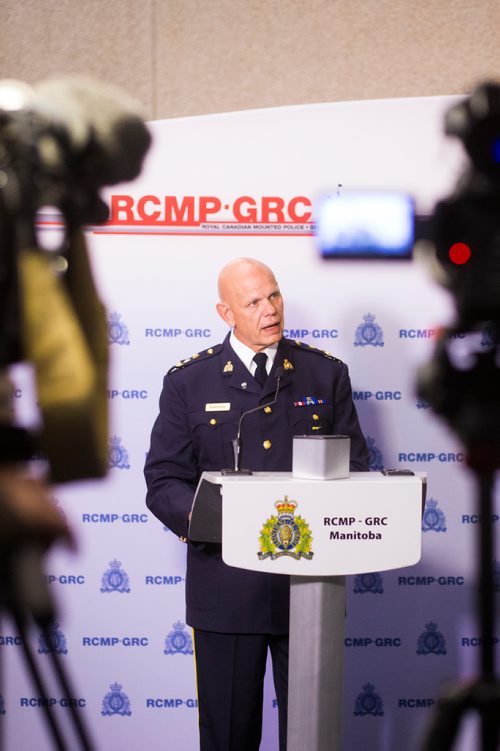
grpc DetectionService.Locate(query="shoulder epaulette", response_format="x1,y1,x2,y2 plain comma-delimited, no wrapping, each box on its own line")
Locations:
168,343,223,374
290,340,343,364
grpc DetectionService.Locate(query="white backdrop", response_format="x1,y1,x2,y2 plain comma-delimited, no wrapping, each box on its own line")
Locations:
3,95,498,751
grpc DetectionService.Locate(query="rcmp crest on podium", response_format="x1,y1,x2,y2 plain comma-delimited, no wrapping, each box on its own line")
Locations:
258,496,313,561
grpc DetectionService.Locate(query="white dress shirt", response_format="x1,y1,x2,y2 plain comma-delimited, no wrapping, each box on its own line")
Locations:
229,332,278,377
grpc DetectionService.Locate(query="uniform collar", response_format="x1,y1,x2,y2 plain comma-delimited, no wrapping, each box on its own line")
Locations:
229,332,278,376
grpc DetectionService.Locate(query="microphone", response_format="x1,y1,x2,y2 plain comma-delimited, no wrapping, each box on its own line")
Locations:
222,367,285,475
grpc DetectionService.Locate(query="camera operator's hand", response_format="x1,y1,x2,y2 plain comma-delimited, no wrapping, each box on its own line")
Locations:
0,466,73,553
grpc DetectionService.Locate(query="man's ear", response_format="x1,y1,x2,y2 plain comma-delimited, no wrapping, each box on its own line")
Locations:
216,301,235,327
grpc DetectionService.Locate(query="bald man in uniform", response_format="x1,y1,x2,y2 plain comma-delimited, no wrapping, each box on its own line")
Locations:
144,258,369,751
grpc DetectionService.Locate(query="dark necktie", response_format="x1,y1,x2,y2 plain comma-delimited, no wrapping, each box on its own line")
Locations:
253,352,268,388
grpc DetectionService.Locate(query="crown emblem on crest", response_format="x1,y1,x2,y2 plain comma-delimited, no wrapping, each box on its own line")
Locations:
275,498,297,516
258,496,313,561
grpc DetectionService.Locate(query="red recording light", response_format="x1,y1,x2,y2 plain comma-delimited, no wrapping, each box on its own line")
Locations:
448,242,472,265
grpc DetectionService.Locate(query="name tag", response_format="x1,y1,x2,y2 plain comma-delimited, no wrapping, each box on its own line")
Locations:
205,402,231,412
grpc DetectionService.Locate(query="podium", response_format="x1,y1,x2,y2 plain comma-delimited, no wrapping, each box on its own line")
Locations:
189,471,424,751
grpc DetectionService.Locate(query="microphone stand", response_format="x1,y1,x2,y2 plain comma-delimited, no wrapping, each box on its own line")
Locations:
222,367,284,476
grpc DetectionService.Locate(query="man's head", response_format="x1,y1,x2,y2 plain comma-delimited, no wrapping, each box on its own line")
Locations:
216,258,284,352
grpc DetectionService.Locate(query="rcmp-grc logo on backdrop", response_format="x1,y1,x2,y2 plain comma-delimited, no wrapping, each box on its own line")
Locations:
100,560,131,593
354,314,384,347
366,436,384,471
108,436,130,470
354,684,384,717
102,683,132,717
353,572,384,594
164,623,194,656
37,623,68,655
108,311,130,345
422,498,447,533
416,622,447,656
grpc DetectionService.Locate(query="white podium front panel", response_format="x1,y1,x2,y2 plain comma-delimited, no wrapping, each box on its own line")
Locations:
211,472,423,576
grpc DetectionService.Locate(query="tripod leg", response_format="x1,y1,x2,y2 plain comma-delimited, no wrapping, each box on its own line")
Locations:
477,473,500,750
0,616,3,751
12,612,66,751
43,626,95,751
420,687,467,751
478,473,495,680
477,680,500,751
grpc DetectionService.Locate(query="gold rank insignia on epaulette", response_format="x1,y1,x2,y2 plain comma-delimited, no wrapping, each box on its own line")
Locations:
291,340,343,364
167,344,222,374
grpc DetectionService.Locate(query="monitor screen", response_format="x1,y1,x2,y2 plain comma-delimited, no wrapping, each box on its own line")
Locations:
314,191,415,259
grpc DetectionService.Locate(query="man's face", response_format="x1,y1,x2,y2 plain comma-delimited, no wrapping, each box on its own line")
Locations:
216,263,284,352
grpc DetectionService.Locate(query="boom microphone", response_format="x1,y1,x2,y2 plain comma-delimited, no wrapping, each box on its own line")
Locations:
222,366,285,475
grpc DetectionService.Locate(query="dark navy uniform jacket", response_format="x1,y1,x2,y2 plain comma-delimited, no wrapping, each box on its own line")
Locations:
144,333,369,634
